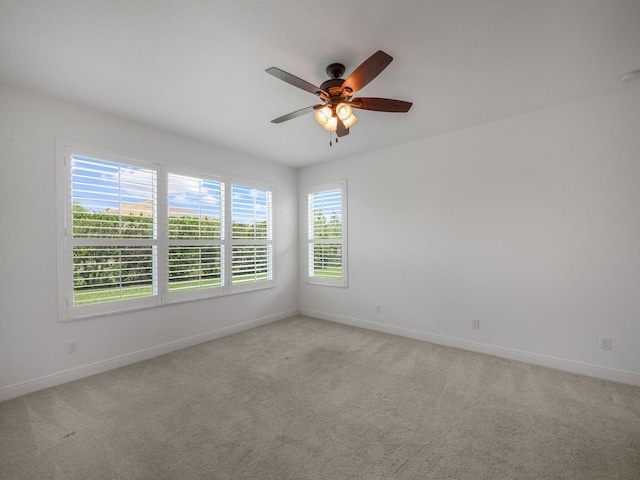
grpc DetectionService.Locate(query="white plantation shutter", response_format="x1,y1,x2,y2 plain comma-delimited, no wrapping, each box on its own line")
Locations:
307,182,347,287
59,141,276,320
230,183,273,289
68,155,159,316
167,173,225,301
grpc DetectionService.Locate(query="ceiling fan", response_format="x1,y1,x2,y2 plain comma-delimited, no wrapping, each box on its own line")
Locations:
266,50,412,140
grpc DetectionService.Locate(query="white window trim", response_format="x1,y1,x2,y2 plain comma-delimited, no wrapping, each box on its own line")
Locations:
56,139,275,321
305,181,348,288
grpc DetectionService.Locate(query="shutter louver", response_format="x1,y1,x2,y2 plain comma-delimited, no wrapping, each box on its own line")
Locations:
310,188,342,240
73,246,155,305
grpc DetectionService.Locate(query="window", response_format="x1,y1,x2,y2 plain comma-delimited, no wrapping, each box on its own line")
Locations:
306,182,347,287
230,184,273,289
65,154,159,318
57,140,274,320
167,172,225,301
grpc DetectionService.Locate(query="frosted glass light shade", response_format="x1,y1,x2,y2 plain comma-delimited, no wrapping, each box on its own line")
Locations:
315,106,332,126
336,103,352,121
322,116,338,131
342,113,357,128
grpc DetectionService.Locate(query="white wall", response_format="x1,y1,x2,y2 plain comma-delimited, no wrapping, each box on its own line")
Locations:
0,83,298,399
299,85,640,384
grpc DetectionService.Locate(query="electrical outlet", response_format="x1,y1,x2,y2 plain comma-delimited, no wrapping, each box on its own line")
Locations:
599,337,611,350
375,304,381,314
67,341,77,354
472,319,480,329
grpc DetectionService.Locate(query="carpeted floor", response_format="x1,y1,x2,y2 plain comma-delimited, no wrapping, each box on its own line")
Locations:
1,315,639,479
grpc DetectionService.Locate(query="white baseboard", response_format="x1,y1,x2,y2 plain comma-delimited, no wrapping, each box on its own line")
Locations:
0,309,298,402
300,309,640,387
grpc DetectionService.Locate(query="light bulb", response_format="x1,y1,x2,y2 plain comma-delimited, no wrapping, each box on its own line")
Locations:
336,103,352,121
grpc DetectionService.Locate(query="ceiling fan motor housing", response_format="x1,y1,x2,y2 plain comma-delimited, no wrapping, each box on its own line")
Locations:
320,63,353,101
320,78,346,98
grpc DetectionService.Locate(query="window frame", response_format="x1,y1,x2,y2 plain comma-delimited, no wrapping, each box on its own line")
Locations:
165,166,227,304
57,139,275,321
305,181,348,288
228,179,275,294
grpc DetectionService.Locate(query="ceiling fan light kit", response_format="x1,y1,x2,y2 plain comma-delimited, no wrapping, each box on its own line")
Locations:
315,103,358,131
267,50,412,143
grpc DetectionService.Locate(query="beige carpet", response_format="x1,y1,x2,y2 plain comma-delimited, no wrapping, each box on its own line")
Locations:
1,315,639,479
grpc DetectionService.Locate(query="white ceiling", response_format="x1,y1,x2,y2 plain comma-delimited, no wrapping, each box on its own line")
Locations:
1,1,639,168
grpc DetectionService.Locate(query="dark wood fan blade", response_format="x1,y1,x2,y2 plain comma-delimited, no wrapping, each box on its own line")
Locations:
266,67,327,97
336,119,349,137
340,51,393,96
352,97,413,112
271,105,322,123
